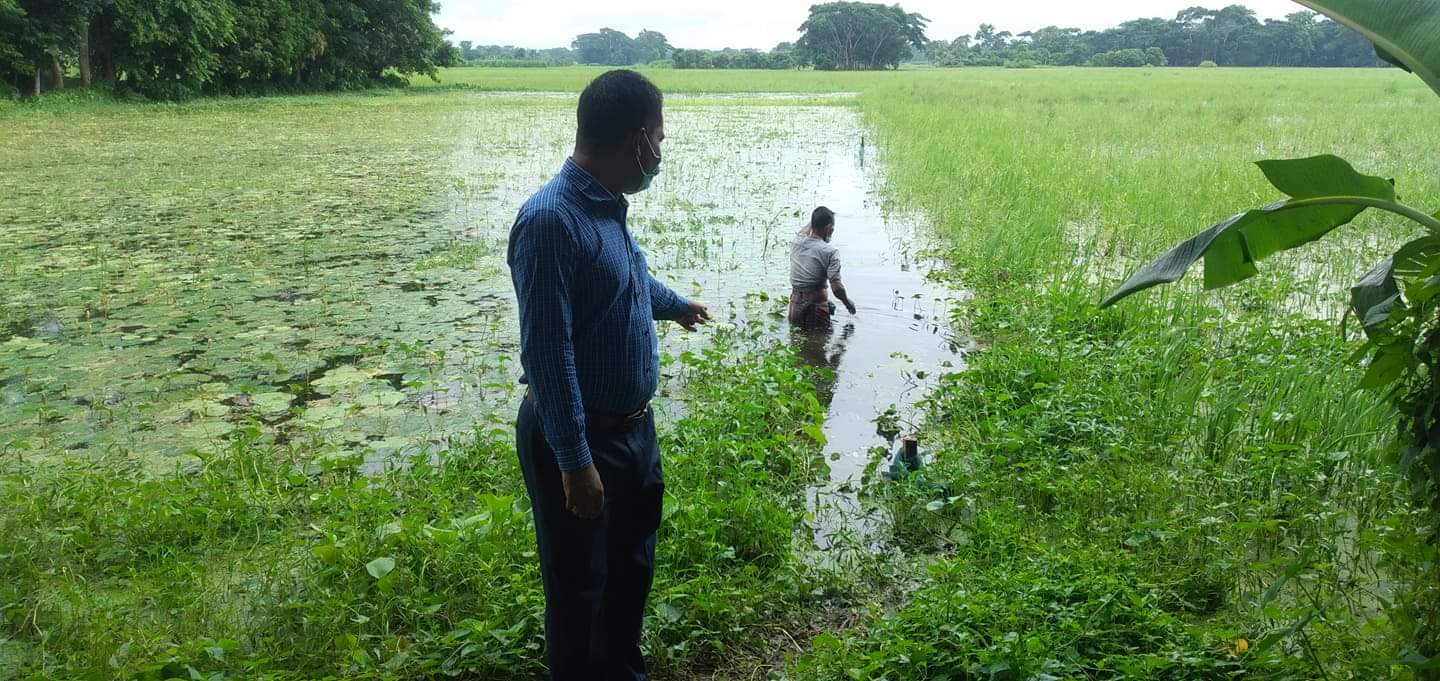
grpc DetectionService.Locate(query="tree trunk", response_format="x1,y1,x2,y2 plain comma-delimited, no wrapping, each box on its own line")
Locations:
51,56,64,90
79,24,92,87
33,67,41,96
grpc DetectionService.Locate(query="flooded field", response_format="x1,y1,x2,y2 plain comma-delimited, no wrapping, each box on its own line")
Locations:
1,92,960,481
5,66,1438,680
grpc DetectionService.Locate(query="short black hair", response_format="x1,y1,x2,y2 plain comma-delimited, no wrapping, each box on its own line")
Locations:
576,69,663,152
812,206,835,230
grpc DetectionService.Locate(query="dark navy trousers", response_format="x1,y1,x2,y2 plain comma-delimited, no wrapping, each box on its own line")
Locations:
516,398,664,681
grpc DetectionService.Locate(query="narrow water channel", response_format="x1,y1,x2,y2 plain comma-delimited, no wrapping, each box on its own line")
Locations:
789,134,965,549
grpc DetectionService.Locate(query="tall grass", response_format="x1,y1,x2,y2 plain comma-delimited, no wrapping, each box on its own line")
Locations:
786,67,1440,678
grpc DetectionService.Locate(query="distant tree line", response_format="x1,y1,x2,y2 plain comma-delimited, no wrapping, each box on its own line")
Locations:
928,5,1388,68
456,42,575,67
672,44,797,70
461,2,926,71
452,2,1389,73
1,0,458,99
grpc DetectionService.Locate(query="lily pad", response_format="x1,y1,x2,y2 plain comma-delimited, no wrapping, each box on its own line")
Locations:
179,419,236,440
250,392,295,416
311,366,378,394
356,389,405,408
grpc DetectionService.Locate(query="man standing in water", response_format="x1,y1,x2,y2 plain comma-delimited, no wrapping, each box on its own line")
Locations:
507,70,710,680
789,206,858,328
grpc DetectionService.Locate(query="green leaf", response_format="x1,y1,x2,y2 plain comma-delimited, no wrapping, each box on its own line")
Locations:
366,556,396,580
655,602,683,624
1258,549,1311,609
1361,341,1413,390
1100,211,1251,307
1376,45,1410,72
801,424,827,445
1254,592,1342,655
311,544,340,563
1406,275,1440,304
1102,156,1394,308
1349,256,1399,338
1256,156,1394,202
250,391,295,415
1293,0,1440,97
1392,236,1440,278
1244,156,1396,260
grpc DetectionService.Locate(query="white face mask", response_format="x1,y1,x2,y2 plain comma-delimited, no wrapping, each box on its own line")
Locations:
630,128,662,194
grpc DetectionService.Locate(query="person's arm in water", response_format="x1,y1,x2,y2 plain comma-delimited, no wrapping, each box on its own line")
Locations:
831,277,858,315
826,248,857,315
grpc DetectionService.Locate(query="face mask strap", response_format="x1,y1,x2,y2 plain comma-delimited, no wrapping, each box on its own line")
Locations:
638,127,661,163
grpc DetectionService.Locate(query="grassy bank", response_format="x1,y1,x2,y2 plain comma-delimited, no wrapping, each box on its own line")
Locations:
780,65,1439,677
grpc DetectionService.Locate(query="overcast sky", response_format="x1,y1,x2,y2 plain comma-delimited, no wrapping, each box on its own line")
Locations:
436,1,1308,51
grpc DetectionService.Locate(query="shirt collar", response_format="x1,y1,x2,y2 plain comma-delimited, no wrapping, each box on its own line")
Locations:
562,157,628,208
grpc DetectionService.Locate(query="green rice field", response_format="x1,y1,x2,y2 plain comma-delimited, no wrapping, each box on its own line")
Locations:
2,66,1438,679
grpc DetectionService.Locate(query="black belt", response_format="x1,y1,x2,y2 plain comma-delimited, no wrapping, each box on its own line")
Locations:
524,390,649,433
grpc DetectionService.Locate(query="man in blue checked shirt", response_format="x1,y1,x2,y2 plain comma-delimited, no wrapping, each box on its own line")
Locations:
506,69,710,681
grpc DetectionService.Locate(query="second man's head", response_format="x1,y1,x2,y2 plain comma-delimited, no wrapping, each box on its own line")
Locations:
811,206,836,241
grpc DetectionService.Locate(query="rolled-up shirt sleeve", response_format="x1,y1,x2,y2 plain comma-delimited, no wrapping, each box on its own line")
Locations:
508,208,591,471
648,274,691,321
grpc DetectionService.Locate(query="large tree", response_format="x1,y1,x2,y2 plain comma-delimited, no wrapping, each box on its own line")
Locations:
572,28,638,65
795,2,928,70
633,29,671,63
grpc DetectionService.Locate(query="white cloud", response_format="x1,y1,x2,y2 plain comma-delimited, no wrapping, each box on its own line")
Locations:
436,0,1308,50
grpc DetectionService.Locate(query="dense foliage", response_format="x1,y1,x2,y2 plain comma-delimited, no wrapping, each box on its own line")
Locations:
807,62,1435,678
0,0,457,99
928,5,1389,68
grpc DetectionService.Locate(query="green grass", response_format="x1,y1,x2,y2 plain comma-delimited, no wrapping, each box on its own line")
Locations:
785,66,1440,678
3,66,1440,679
0,326,835,680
